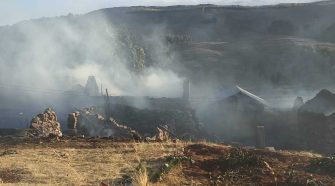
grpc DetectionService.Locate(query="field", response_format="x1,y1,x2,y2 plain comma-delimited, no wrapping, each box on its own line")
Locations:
1,137,335,185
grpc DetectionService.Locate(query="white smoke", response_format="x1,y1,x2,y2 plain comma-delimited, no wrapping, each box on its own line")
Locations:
0,14,183,98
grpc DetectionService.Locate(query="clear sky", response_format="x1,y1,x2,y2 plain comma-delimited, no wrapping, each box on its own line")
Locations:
0,0,318,26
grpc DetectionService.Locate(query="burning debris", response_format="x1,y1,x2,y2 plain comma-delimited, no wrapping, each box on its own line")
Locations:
28,108,62,138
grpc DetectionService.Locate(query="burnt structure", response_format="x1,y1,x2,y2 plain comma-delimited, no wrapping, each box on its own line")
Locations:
62,77,200,138
203,86,268,144
84,76,99,96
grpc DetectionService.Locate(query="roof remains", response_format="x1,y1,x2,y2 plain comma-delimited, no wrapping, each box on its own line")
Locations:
235,86,268,106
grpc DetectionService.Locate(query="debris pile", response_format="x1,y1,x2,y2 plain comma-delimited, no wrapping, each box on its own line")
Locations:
147,125,172,142
109,104,202,138
68,107,143,140
108,117,142,141
69,108,107,137
29,108,62,138
153,127,170,142
67,104,202,141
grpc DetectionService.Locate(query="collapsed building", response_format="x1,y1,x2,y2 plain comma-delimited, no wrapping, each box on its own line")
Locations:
0,76,198,139
63,78,202,140
294,89,335,154
1,74,335,154
299,89,335,115
250,89,335,154
204,87,335,154
202,86,269,144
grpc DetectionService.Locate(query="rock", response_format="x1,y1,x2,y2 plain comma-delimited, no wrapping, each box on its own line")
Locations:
29,108,62,138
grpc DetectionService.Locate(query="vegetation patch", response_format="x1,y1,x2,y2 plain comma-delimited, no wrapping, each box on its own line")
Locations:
308,156,335,176
0,168,29,183
0,149,17,156
149,155,193,182
201,148,263,173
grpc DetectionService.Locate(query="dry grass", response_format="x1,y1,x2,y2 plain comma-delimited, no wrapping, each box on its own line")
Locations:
0,140,186,186
153,164,189,186
132,166,149,186
1,138,334,185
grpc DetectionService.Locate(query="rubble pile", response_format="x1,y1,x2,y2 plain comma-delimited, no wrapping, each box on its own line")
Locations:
108,117,142,141
68,107,142,140
67,104,202,140
68,106,177,141
29,108,62,138
109,104,202,138
152,127,170,142
69,107,107,137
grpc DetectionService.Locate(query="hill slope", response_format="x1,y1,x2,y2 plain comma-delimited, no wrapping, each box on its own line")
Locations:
0,2,335,95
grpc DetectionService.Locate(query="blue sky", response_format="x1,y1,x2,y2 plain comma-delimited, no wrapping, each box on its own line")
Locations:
0,0,317,26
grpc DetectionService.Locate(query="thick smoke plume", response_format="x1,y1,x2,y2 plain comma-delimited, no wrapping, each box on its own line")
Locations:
0,14,183,99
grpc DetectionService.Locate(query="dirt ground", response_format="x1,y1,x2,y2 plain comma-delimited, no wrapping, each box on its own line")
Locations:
0,137,335,186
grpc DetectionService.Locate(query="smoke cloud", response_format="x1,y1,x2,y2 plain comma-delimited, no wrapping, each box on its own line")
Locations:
0,14,183,99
